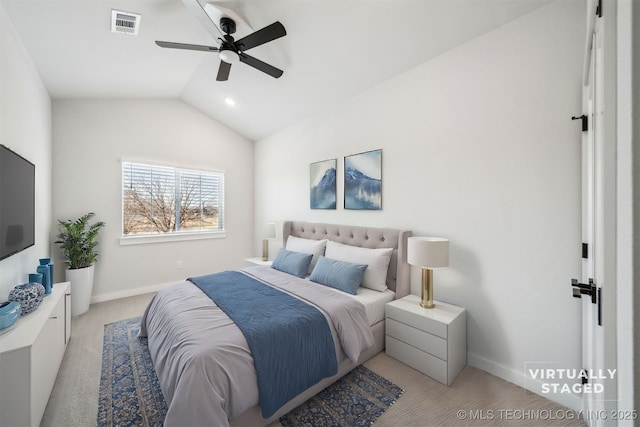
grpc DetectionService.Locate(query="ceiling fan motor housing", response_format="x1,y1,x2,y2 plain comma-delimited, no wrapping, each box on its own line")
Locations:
220,17,236,35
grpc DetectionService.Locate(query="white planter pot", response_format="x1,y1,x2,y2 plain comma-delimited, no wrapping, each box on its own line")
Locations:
66,265,95,317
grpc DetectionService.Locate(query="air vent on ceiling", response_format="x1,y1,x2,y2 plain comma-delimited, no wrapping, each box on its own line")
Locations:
111,10,141,35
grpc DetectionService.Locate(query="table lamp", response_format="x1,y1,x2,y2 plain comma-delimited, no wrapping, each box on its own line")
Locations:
407,237,449,308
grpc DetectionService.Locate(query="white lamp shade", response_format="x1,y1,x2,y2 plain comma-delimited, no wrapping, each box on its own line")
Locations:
407,237,449,268
264,222,277,239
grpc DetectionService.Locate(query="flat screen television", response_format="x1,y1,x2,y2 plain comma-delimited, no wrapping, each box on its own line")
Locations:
0,144,35,261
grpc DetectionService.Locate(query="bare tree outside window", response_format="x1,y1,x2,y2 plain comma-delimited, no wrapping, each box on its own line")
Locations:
122,162,224,236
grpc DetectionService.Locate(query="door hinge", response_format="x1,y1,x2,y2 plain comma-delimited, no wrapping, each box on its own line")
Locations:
596,0,603,17
582,243,588,259
581,369,589,384
571,115,588,132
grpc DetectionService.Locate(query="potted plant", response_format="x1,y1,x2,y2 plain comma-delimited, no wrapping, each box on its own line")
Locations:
55,212,105,316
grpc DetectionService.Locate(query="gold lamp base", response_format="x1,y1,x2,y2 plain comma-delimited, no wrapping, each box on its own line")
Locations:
262,239,269,261
420,267,435,309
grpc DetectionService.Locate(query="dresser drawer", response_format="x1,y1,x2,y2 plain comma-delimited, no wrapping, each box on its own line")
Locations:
31,297,65,426
386,335,448,384
386,303,447,338
386,318,447,360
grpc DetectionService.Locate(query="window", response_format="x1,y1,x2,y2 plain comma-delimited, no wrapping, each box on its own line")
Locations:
122,161,224,238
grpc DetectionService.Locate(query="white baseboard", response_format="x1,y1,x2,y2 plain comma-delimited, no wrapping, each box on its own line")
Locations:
468,351,582,411
90,282,171,304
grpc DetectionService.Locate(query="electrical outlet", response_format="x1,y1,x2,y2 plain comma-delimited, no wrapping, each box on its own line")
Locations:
176,261,183,269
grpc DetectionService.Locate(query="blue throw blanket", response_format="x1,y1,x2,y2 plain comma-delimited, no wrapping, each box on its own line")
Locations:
188,271,338,419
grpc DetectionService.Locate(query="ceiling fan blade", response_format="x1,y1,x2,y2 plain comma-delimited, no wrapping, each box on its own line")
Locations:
216,61,232,81
239,53,283,79
235,21,286,52
155,41,219,52
182,0,223,39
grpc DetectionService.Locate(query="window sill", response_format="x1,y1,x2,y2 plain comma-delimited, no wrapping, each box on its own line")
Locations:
119,231,226,246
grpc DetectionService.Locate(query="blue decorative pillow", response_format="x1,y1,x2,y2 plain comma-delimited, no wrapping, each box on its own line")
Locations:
309,256,367,295
271,248,313,278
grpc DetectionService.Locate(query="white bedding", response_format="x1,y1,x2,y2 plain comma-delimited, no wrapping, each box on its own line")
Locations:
295,270,394,325
140,266,374,427
296,270,395,326
355,287,395,325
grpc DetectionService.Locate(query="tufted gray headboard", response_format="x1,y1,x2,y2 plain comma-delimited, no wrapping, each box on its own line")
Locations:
282,221,411,299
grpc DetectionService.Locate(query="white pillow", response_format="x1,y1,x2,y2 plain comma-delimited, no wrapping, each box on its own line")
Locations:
285,236,328,275
324,241,393,291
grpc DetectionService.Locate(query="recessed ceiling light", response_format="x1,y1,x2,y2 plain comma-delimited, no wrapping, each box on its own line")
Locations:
224,97,236,107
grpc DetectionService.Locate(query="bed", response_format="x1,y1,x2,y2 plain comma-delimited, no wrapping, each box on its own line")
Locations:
139,221,411,427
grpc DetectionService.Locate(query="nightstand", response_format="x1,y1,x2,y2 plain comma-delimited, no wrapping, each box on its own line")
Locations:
385,294,466,385
244,257,272,266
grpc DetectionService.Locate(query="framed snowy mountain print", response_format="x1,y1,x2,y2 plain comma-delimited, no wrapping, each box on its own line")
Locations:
310,159,337,209
344,149,382,210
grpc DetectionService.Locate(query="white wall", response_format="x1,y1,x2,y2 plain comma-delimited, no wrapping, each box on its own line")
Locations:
52,99,254,302
0,4,52,300
254,0,584,409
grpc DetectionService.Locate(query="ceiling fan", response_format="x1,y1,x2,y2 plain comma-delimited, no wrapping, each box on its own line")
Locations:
156,16,286,81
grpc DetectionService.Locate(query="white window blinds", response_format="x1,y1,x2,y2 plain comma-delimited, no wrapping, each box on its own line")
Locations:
122,161,224,236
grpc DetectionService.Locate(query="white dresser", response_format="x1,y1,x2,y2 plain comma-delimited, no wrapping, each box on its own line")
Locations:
0,282,71,427
385,294,466,385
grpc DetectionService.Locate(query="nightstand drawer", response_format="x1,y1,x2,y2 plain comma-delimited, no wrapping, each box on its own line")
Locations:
386,318,447,360
386,304,447,339
386,335,448,384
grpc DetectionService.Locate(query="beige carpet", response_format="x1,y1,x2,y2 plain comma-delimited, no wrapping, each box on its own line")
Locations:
41,294,585,426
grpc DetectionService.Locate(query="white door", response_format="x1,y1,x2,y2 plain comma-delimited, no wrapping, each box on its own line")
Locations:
579,29,600,422
576,17,609,426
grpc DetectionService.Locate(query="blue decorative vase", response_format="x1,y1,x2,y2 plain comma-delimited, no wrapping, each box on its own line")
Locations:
49,262,54,287
39,258,54,292
37,264,52,295
28,273,43,285
8,283,45,315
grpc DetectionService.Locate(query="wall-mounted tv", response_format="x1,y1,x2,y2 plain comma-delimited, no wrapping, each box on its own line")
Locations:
0,144,35,261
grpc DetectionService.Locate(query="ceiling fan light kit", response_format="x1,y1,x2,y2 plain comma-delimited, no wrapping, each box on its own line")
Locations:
156,12,286,82
219,50,239,64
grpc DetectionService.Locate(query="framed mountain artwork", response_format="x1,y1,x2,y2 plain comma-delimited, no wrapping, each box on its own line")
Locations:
344,149,382,210
310,159,337,209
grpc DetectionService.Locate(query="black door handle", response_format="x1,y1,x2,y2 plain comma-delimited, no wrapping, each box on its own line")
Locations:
571,278,597,304
571,278,602,326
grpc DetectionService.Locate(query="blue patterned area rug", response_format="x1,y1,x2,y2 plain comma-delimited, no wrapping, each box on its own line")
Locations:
97,316,166,427
279,365,404,427
98,317,403,427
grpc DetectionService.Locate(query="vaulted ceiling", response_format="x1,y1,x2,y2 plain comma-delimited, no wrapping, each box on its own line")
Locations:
2,0,551,141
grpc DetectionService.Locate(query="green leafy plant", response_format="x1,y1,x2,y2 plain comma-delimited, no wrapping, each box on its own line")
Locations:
55,212,106,269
